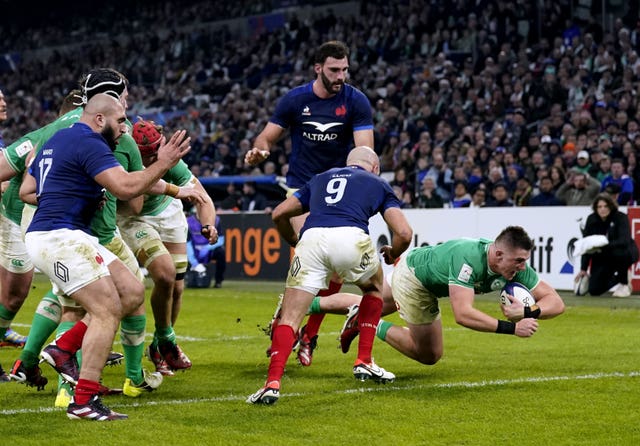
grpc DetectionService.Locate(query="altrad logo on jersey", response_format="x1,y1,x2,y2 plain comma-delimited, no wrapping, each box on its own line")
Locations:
302,121,344,142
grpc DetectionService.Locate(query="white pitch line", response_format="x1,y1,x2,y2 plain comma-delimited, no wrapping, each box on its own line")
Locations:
2,370,638,416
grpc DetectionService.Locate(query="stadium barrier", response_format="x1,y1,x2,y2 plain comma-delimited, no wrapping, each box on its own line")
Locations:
218,207,640,292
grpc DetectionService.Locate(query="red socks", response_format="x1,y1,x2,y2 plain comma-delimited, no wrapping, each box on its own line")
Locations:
56,320,88,353
266,324,297,383
356,294,383,364
74,378,101,405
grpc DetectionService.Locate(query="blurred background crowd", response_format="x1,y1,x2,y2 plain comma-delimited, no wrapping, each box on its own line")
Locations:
1,0,640,210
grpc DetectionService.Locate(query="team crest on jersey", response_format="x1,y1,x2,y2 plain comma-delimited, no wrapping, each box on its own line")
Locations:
490,278,506,290
302,106,311,116
335,105,346,117
457,263,472,283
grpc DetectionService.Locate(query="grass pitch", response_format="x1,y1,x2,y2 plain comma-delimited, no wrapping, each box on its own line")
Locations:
1,275,640,445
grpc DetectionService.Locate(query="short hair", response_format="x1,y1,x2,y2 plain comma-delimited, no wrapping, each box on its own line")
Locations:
495,226,534,252
78,68,128,104
592,192,618,213
314,41,349,64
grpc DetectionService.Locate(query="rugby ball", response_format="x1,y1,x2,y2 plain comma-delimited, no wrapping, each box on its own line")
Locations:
500,282,536,307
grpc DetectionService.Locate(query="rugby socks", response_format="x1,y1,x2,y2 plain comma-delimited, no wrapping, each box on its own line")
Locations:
266,324,296,383
120,315,146,383
56,321,77,394
20,291,62,368
304,280,342,338
74,379,101,405
376,320,393,341
308,296,322,314
55,320,87,353
356,294,383,364
0,303,16,335
154,325,176,346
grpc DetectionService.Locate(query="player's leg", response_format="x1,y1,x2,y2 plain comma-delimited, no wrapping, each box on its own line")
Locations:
378,319,443,365
10,290,60,390
107,253,163,397
248,287,315,405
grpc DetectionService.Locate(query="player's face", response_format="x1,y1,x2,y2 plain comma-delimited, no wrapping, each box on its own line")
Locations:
316,57,349,95
0,90,7,121
495,246,530,280
101,107,128,151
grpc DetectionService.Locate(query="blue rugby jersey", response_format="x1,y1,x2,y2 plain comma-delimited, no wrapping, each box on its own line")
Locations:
294,165,401,235
28,122,120,234
270,81,373,188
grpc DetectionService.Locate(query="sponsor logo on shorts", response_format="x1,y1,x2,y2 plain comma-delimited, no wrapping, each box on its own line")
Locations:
135,230,148,239
289,256,301,277
54,261,69,283
10,258,24,267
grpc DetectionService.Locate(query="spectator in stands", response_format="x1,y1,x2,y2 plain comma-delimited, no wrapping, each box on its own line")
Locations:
240,181,271,212
593,154,612,182
485,182,514,207
576,193,638,297
513,176,533,206
450,180,471,208
529,176,564,206
600,158,635,205
573,150,592,174
468,186,487,208
555,169,601,206
417,177,444,209
217,182,242,211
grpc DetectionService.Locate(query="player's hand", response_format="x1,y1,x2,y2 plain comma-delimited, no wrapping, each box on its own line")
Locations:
514,318,538,337
157,130,191,167
201,224,219,244
501,295,525,322
244,148,270,166
176,187,207,205
379,245,396,265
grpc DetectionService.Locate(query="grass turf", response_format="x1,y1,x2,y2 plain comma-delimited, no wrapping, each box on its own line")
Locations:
1,274,639,445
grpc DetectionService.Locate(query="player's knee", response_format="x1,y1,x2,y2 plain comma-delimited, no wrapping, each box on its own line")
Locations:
416,350,442,366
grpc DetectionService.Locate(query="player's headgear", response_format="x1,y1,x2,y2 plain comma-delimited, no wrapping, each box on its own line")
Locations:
77,68,128,106
132,119,163,156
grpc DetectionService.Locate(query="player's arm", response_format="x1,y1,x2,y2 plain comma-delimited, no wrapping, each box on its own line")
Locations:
379,207,412,264
0,151,19,182
448,284,538,337
272,194,304,246
528,280,565,320
190,177,218,244
18,169,37,205
95,130,190,201
245,122,285,166
353,128,374,150
146,178,207,204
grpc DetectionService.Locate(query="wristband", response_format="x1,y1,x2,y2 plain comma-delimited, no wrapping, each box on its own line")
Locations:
524,305,541,319
164,183,180,197
496,320,516,334
201,224,212,236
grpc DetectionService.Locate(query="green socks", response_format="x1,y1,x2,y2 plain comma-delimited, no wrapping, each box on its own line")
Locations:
121,315,147,383
376,320,393,341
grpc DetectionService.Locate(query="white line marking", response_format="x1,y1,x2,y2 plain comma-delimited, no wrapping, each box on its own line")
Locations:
2,371,638,415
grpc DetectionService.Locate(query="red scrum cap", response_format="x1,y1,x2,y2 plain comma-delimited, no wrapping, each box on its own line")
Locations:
132,119,163,156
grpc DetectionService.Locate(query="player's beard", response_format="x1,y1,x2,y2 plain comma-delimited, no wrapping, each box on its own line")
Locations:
101,125,119,151
320,70,344,96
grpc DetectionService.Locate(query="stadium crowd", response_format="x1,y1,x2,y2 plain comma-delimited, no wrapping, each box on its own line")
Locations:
2,0,640,208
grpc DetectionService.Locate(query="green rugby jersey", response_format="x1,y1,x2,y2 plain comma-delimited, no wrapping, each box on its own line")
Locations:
406,238,540,297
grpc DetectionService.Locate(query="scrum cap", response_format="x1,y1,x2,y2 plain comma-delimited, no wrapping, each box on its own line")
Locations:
132,119,163,156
